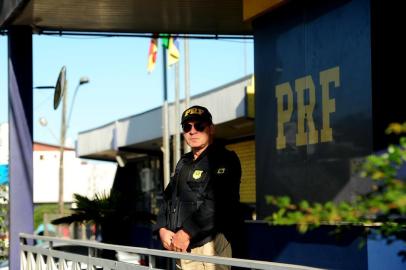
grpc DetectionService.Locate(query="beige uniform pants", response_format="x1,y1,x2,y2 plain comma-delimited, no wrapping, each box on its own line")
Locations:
178,233,232,270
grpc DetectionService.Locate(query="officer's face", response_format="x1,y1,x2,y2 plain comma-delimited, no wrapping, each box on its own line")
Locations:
183,120,214,150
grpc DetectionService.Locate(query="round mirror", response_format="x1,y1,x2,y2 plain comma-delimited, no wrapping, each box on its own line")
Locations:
54,66,66,110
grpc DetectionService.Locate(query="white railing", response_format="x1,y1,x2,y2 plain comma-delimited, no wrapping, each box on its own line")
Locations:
20,233,324,270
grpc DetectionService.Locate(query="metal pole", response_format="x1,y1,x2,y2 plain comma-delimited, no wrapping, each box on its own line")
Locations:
58,77,88,215
174,63,180,168
184,37,190,109
59,80,68,215
183,37,191,153
162,46,170,189
244,35,247,76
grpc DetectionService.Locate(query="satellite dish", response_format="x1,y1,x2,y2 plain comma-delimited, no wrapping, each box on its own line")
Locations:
54,66,66,110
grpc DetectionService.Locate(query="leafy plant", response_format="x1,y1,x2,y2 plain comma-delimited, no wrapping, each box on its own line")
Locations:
0,184,8,261
52,191,113,226
51,190,155,244
266,123,406,256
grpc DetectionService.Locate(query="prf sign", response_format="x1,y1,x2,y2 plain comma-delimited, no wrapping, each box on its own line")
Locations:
276,66,340,150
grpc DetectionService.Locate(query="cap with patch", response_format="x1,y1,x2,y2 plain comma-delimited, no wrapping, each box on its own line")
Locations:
181,105,212,125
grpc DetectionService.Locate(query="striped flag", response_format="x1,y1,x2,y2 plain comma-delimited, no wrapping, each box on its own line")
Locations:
147,37,158,73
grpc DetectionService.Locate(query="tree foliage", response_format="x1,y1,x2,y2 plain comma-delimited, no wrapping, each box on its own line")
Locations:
266,123,406,255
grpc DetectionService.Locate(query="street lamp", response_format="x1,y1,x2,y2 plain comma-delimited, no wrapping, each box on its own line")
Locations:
58,75,90,215
38,117,59,143
35,68,89,216
67,76,90,128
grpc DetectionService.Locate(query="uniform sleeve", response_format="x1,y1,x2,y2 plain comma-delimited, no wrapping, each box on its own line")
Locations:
216,151,242,227
182,150,242,240
153,176,174,234
223,151,242,203
181,186,216,239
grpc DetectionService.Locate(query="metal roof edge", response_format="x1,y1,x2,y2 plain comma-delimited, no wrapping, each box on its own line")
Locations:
116,105,163,123
78,74,253,136
78,121,117,135
184,74,253,101
118,74,253,121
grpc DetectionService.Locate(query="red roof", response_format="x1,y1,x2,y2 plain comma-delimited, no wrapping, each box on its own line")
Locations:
33,142,74,151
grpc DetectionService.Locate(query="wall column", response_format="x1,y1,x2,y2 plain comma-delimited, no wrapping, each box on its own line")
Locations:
8,26,34,270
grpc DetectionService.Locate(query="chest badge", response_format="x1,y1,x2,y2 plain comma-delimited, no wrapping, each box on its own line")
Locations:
217,168,226,174
192,170,203,180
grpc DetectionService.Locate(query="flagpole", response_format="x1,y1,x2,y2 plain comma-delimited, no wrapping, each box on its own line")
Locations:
184,37,190,108
183,36,191,153
162,45,170,189
174,62,181,169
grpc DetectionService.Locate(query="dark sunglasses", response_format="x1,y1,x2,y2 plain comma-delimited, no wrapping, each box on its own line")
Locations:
182,122,208,133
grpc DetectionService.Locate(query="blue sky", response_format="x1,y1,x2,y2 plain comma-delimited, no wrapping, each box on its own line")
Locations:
0,34,253,146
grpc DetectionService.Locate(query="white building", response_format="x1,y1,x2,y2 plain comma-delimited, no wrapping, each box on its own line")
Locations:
0,122,116,203
33,142,116,203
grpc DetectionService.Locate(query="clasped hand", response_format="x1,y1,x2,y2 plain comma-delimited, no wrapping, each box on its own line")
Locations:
159,228,190,252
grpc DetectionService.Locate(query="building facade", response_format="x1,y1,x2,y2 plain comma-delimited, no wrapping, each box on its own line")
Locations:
0,123,116,203
33,142,116,204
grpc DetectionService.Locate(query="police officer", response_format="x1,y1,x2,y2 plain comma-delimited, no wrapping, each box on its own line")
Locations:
155,105,242,270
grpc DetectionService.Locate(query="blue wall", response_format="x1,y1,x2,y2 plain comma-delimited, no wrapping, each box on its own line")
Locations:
253,0,374,218
251,0,405,268
245,223,405,270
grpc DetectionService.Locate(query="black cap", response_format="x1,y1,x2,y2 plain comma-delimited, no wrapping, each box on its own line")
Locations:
181,105,213,125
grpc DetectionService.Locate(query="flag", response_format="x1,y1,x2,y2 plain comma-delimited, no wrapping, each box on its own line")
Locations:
167,36,180,66
160,34,180,66
147,37,158,73
161,34,170,49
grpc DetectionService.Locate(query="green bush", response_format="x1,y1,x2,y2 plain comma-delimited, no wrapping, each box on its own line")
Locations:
266,123,406,257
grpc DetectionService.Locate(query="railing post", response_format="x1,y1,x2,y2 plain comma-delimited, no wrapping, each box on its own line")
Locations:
88,246,96,269
148,255,155,268
19,235,26,270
